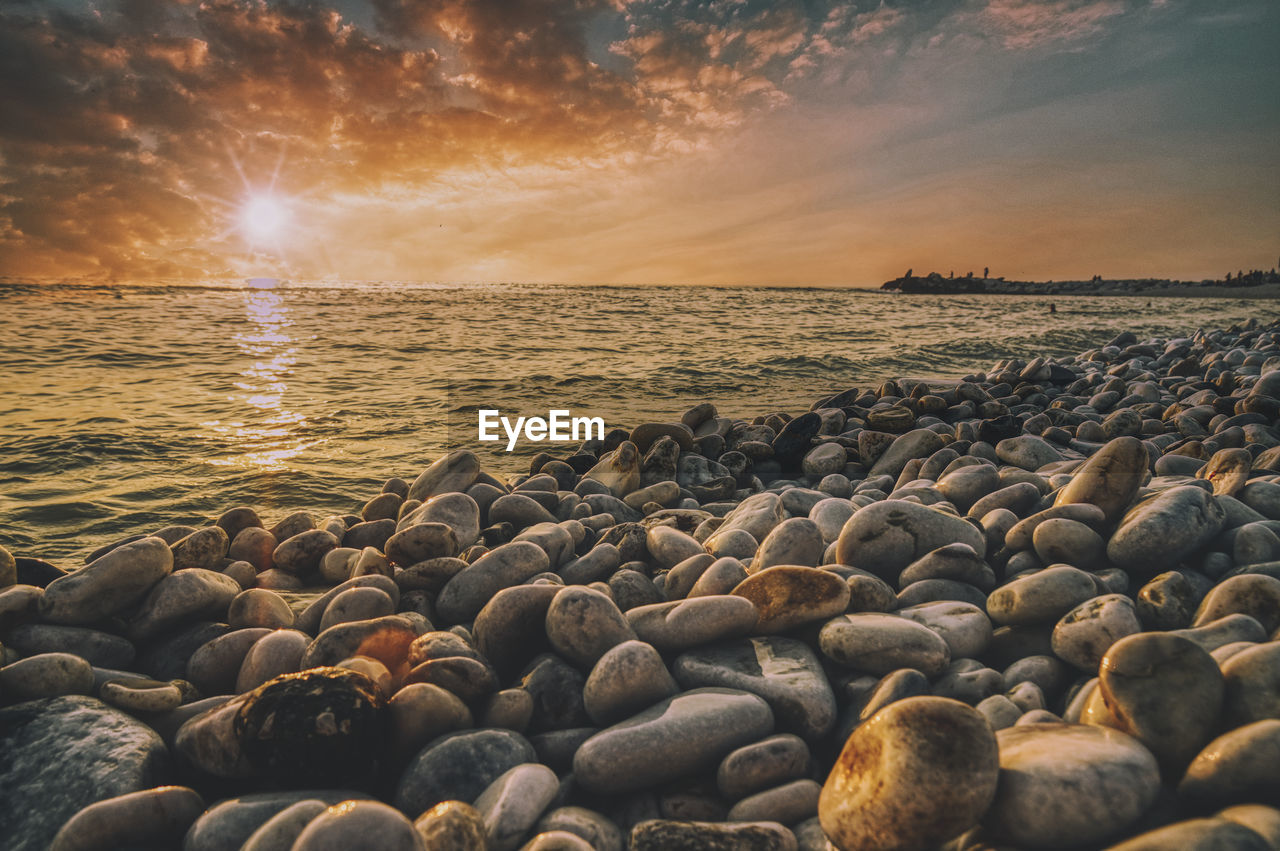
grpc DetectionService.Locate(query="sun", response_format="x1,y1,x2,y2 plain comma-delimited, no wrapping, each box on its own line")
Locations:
240,194,290,242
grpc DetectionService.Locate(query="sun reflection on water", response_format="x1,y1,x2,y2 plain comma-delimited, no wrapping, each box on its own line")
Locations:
203,288,314,469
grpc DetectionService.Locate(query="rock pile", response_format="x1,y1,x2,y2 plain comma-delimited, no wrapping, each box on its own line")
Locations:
2,319,1280,850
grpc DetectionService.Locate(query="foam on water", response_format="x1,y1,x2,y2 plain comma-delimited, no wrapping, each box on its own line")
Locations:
0,280,1272,561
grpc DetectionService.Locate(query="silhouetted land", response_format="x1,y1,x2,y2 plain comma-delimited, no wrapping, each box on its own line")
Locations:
881,268,1280,297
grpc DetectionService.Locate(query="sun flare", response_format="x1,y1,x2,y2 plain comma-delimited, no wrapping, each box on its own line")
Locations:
240,194,290,242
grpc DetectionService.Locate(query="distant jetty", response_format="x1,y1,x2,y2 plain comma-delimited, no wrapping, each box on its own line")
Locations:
881,267,1280,296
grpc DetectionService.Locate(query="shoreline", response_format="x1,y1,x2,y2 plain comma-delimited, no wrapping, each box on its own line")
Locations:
3,320,1280,850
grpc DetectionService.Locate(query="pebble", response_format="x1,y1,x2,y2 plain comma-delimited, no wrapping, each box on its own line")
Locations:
182,791,374,851
437,542,551,623
234,628,309,693
835,499,986,584
1050,593,1142,670
1053,435,1148,522
629,819,798,851
582,639,678,726
5,623,135,668
1107,485,1227,574
474,763,560,851
128,568,240,640
414,801,488,851
40,537,172,624
227,588,295,630
626,595,759,652
395,728,537,815
100,678,183,712
0,652,94,700
1107,817,1273,851
754,518,826,569
1179,720,1280,808
731,566,850,633
818,613,952,676
983,722,1161,848
1194,573,1280,633
241,799,330,851
1221,641,1280,727
545,586,636,669
292,800,423,851
673,637,837,741
272,528,340,574
573,687,774,794
48,786,205,851
818,696,998,851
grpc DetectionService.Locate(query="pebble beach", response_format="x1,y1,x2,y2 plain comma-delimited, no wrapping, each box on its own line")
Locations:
3,318,1280,851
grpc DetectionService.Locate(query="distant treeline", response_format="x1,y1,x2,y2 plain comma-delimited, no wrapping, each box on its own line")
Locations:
880,267,1280,295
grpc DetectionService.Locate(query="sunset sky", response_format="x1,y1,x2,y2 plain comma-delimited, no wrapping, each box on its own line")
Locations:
0,0,1276,285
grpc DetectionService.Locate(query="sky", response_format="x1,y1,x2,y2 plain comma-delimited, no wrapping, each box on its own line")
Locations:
0,0,1276,286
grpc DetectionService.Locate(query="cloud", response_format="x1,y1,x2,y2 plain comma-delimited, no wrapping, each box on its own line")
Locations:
0,0,1237,281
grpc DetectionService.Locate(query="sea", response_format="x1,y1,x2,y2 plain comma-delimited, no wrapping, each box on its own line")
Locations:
1,279,1273,562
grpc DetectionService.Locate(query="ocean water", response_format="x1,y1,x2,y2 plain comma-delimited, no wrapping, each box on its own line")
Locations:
1,280,1272,562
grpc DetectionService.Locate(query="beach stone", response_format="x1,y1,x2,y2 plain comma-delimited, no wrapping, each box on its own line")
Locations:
475,763,559,851
626,596,759,652
1098,632,1224,769
0,696,168,851
409,449,482,501
48,785,204,851
1222,642,1280,727
0,544,15,587
896,601,992,659
268,512,314,542
1179,720,1280,808
1052,594,1142,670
1107,485,1226,573
294,574,399,633
292,800,422,851
513,522,576,567
674,637,837,741
319,586,395,632
100,678,183,712
585,442,642,497
228,588,295,630
299,614,419,670
728,779,821,825
1054,435,1148,522
819,613,951,676
1003,503,1107,553
818,696,997,851
690,557,750,597
0,652,94,700
583,640,678,726
574,688,774,794
535,808,623,851
229,527,278,572
997,435,1063,471
40,536,172,624
395,728,536,815
1198,447,1256,497
388,682,472,753
385,523,459,567
835,500,986,584
1194,574,1280,633
1217,805,1280,849
731,566,850,633
705,493,787,554
717,733,811,801
240,799,329,851
629,819,797,851
810,499,856,544
491,494,558,529
1108,818,1272,851
869,428,946,478
1173,614,1270,653
983,722,1160,848
271,529,339,575
128,568,240,640
665,553,716,599
235,629,309,693
937,463,1001,513
987,565,1099,626
343,519,395,553
171,526,230,572
414,801,488,851
709,529,759,561
405,492,482,548
5,623,135,668
1136,570,1205,630
437,542,551,623
1031,518,1105,567
234,668,387,787
544,586,635,669
646,525,706,568
183,791,373,851
474,584,562,679
803,443,848,478
754,519,826,570
898,543,995,591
